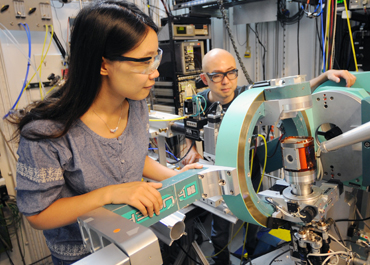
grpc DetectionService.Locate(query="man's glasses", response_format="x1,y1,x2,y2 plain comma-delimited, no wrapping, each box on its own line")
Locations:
106,48,163,75
206,69,238,83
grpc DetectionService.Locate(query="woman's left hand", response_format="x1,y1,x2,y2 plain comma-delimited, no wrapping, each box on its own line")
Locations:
177,163,203,174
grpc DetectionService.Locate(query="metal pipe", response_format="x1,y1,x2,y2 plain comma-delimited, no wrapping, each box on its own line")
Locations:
149,212,186,246
320,121,370,153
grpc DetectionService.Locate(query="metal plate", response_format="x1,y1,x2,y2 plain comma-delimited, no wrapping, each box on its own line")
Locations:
0,0,53,32
312,90,363,183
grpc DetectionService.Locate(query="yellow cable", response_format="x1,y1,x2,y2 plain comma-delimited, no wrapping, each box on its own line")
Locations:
15,25,54,108
206,222,246,258
45,82,58,96
256,134,267,193
39,25,49,99
149,116,189,122
344,0,358,71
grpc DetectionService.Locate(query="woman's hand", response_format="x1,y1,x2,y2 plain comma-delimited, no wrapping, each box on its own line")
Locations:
107,181,163,218
182,148,202,165
177,163,203,173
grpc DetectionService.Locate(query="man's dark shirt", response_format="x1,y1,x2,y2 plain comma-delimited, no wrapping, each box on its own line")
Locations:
197,85,249,116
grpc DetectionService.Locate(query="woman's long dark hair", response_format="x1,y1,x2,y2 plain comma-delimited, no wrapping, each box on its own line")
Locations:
8,0,158,140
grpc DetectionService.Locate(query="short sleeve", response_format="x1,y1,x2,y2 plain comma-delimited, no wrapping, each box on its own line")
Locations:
16,136,66,216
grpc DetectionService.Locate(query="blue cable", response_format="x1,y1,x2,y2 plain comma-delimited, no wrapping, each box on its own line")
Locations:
148,148,179,162
3,23,31,119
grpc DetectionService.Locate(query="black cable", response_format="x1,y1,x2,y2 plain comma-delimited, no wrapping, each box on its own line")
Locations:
204,101,221,115
297,19,300,75
248,24,266,81
28,255,52,265
175,241,203,265
333,220,345,246
335,216,370,222
267,136,283,158
51,31,67,60
277,0,304,26
268,249,290,265
0,238,15,265
168,140,195,164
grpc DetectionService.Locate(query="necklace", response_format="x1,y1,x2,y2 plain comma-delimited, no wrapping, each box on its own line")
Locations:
93,102,124,133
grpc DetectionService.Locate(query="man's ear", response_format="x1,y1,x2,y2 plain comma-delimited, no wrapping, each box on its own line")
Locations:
100,57,109,76
200,73,208,86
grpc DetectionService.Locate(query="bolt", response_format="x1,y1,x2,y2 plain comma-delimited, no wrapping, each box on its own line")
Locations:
198,175,204,179
230,190,234,195
202,193,207,199
219,179,226,186
227,171,231,176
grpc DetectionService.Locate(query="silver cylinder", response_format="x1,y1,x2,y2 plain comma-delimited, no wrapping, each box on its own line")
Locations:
320,121,370,153
149,212,186,246
281,136,316,196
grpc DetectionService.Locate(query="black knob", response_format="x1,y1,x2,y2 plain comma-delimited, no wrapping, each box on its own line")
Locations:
300,206,317,223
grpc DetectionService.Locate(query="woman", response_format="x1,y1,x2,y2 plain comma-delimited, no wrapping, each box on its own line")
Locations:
11,1,202,264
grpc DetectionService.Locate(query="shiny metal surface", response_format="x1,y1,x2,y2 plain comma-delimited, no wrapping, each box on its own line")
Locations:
320,121,370,153
77,207,162,265
285,171,316,196
150,212,186,246
283,185,322,201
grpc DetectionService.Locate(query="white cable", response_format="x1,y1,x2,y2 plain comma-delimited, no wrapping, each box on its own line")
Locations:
322,250,340,265
307,250,348,258
356,206,370,230
329,234,351,252
0,24,45,96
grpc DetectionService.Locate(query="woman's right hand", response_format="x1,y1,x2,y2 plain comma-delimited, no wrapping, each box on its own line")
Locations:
106,181,163,218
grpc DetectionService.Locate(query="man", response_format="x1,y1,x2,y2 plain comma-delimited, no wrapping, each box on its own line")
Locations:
182,48,356,265
183,48,356,165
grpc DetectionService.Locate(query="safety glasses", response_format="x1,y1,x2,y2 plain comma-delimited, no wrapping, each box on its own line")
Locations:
106,48,163,75
206,69,238,83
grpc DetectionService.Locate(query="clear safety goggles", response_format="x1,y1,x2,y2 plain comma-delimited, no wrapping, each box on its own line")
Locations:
206,69,238,83
107,48,162,75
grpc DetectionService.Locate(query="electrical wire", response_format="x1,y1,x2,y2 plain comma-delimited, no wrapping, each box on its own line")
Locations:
2,23,31,119
206,221,246,258
168,140,195,165
267,134,284,158
0,24,45,108
149,115,189,122
249,24,266,81
39,25,49,99
256,134,267,193
14,24,55,110
148,147,179,162
356,206,370,230
297,19,300,75
268,249,289,265
335,215,370,222
343,0,358,71
28,255,52,265
175,241,202,265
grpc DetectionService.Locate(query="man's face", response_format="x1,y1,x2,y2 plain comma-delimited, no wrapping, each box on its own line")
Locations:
200,53,238,104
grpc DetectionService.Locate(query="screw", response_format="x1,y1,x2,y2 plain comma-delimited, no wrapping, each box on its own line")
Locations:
198,175,204,179
202,194,207,198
